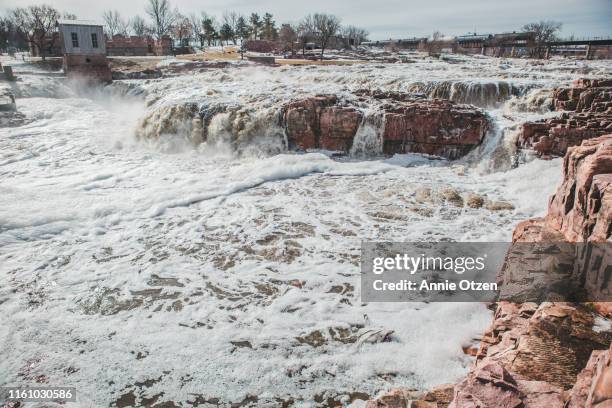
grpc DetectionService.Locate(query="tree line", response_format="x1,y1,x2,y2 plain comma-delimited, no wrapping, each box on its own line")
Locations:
0,0,368,60
102,0,369,58
0,1,564,61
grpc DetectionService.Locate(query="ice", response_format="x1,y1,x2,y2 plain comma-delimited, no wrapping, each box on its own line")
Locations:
0,55,609,405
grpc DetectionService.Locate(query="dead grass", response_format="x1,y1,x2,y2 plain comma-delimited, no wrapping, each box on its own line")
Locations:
110,47,368,69
177,47,240,61
177,47,366,65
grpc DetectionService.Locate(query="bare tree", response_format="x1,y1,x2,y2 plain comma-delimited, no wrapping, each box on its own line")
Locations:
279,24,297,55
131,15,150,37
103,10,128,37
313,13,341,60
523,20,562,58
146,0,176,40
188,13,203,47
342,25,369,48
424,30,445,56
10,5,60,60
297,15,315,57
172,14,192,47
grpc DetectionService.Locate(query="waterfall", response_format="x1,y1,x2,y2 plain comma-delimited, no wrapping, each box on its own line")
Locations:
406,80,527,108
349,110,385,157
459,115,519,173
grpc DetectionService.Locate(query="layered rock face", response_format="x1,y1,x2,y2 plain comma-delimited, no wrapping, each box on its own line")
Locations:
514,134,612,243
366,135,612,408
282,95,363,152
382,99,488,158
282,93,488,159
517,79,612,157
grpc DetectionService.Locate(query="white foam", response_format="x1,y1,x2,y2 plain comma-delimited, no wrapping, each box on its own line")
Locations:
0,56,606,405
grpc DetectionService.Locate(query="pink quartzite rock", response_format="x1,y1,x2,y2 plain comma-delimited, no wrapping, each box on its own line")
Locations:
319,106,363,151
546,135,612,242
566,345,612,408
513,134,612,243
475,302,610,389
382,99,488,158
588,345,612,408
517,78,612,157
365,133,612,408
283,95,339,150
282,93,488,159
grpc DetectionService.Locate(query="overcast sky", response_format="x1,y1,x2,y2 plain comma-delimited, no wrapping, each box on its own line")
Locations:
1,0,610,40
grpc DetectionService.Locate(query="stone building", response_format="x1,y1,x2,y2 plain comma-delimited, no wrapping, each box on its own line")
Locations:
57,20,112,83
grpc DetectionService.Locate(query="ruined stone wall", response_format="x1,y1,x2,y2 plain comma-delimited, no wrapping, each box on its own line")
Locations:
244,40,276,53
63,54,112,83
106,35,173,56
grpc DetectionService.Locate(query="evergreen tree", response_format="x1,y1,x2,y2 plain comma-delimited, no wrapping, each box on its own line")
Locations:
235,16,250,43
202,16,217,46
249,13,261,39
219,22,233,45
262,13,277,40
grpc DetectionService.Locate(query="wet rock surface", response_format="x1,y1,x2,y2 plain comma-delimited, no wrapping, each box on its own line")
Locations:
0,86,27,127
514,134,612,243
137,91,489,159
282,92,488,159
517,79,612,157
367,135,612,408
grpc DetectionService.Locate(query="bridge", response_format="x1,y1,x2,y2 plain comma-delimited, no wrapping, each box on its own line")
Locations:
548,37,612,47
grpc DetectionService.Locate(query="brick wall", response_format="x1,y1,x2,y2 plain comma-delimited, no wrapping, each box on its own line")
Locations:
106,35,173,56
63,54,112,83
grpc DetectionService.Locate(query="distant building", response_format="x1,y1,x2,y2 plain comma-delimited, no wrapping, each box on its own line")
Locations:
362,38,427,50
57,20,112,83
456,33,491,49
491,31,535,46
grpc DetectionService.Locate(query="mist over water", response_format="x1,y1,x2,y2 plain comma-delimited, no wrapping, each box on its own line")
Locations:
0,55,609,405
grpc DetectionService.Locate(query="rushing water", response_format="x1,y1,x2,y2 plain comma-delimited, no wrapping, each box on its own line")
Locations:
0,55,610,407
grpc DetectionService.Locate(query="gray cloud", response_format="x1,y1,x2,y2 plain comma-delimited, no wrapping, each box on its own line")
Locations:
1,0,610,39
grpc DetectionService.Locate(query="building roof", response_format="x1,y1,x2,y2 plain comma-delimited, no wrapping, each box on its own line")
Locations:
493,31,535,40
456,34,491,42
57,19,104,27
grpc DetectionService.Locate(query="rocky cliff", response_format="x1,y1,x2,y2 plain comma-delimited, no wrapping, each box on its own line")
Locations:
282,93,488,159
138,91,489,160
517,79,612,157
366,135,612,408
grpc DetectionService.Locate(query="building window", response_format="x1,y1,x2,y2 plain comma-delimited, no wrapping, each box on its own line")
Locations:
91,33,98,48
71,32,79,48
